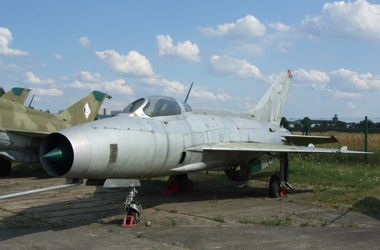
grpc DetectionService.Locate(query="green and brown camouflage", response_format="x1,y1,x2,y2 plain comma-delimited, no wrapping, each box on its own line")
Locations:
0,90,111,176
1,87,31,105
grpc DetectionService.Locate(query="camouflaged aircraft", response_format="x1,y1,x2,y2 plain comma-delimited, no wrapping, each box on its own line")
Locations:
39,70,370,223
1,87,31,105
0,90,111,176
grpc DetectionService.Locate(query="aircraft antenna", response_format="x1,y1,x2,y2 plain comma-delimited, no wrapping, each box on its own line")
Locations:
28,94,35,108
184,82,193,103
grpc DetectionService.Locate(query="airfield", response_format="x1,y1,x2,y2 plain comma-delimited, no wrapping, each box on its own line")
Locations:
1,168,380,250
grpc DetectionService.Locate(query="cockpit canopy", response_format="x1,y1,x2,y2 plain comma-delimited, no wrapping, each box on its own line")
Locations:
123,96,192,117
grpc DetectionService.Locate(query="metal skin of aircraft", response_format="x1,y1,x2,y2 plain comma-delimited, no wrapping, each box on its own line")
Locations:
39,70,370,223
0,91,112,176
1,87,31,105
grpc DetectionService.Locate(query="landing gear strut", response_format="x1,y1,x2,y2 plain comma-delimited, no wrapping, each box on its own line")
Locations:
0,158,11,176
268,153,293,198
124,186,142,223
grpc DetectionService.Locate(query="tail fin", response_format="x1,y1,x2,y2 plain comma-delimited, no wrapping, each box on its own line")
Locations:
57,91,112,126
2,87,31,105
250,70,293,123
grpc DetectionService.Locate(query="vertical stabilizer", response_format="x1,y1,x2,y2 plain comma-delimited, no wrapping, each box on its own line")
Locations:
250,70,292,123
56,91,112,126
2,87,31,105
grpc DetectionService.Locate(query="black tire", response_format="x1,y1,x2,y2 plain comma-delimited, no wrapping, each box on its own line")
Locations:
0,158,11,176
224,164,249,181
176,174,189,192
269,174,280,198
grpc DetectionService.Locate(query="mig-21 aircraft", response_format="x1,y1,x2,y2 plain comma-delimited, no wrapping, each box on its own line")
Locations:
1,87,31,105
0,90,111,176
39,70,370,223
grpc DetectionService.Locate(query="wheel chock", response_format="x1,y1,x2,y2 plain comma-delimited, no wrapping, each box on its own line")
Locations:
121,215,136,227
279,187,288,197
163,180,181,195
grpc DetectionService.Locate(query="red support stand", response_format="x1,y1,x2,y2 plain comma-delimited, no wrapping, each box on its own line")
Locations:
121,215,136,227
163,180,181,195
279,187,288,197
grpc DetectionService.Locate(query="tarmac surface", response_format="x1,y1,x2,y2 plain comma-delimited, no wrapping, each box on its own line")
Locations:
1,169,380,249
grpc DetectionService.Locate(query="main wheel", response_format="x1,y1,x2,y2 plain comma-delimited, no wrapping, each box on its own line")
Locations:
269,174,280,198
175,174,189,192
0,158,11,176
224,164,249,181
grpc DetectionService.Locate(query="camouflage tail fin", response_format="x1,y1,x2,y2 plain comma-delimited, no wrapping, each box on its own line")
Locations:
250,70,293,124
56,91,112,126
2,87,31,105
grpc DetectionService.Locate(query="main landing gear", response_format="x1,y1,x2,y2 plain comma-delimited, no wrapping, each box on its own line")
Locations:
0,158,11,177
269,153,293,198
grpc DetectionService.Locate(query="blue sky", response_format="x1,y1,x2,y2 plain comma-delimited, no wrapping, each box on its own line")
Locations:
1,0,380,121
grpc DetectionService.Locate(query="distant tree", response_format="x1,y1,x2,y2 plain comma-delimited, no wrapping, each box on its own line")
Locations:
320,121,329,128
335,121,347,128
0,86,4,97
358,119,375,128
280,117,289,129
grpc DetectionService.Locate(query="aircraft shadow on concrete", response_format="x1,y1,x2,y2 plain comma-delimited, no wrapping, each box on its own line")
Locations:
0,172,289,241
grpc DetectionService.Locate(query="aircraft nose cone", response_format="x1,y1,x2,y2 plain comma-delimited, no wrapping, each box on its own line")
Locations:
43,141,72,166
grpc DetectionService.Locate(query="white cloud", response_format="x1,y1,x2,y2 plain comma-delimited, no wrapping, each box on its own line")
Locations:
76,71,102,83
191,90,218,100
63,71,99,89
347,102,356,109
0,27,28,56
268,22,291,32
63,71,133,95
324,88,362,99
330,68,380,90
32,88,63,96
23,71,55,85
301,0,380,42
209,55,263,79
53,52,62,59
293,68,369,100
140,77,185,95
79,37,91,48
63,80,100,90
0,60,22,71
156,35,200,62
103,79,133,95
191,89,232,101
95,50,154,77
198,15,266,39
294,68,330,83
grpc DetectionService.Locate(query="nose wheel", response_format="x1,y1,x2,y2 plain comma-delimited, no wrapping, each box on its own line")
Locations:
124,186,142,223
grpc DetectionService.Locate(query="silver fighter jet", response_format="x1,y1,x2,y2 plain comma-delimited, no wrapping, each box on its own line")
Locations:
39,70,370,223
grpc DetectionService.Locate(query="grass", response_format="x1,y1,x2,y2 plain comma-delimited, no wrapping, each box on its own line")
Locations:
247,132,380,215
255,156,380,214
291,131,379,165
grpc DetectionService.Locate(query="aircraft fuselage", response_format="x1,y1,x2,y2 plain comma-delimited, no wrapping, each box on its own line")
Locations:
40,110,288,179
